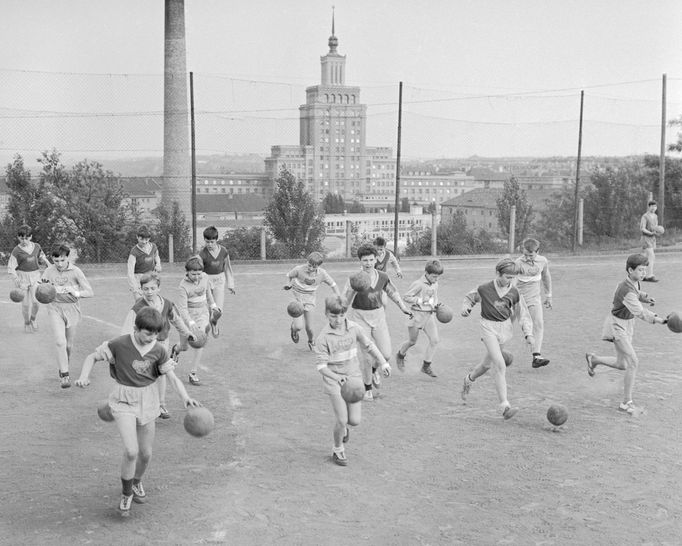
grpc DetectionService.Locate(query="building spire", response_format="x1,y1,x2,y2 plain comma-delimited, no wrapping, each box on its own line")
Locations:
328,6,338,53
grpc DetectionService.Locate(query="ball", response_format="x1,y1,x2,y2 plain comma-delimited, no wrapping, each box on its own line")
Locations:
287,300,304,318
9,288,25,303
35,283,57,304
547,404,568,427
655,225,665,235
666,312,682,334
97,400,114,422
340,376,365,403
435,304,454,323
502,350,514,367
349,271,371,292
184,406,215,437
188,330,208,349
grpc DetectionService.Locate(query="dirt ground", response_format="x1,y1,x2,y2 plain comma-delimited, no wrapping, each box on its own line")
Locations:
1,253,681,545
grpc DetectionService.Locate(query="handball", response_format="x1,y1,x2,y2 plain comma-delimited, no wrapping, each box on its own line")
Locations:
547,404,568,427
35,283,56,304
666,312,682,334
184,406,215,437
9,288,25,303
97,400,115,422
340,376,365,403
655,225,665,235
502,350,514,367
349,271,371,292
287,300,304,318
435,304,454,324
188,330,208,349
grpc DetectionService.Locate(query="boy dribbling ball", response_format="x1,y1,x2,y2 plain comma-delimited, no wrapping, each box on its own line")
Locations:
127,225,162,301
75,307,201,517
198,226,235,338
314,296,391,466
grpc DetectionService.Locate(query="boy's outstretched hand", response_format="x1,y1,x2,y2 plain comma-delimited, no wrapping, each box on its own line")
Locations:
184,398,202,408
381,362,392,377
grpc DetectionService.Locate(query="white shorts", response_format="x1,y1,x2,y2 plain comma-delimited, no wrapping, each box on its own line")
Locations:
108,382,160,426
293,290,317,311
601,314,634,344
16,270,42,288
479,318,513,346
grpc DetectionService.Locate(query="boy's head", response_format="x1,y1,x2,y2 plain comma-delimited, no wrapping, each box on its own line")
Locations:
134,307,164,342
357,243,378,270
307,251,324,267
425,260,444,275
185,255,204,272
51,243,71,259
647,200,657,210
626,253,649,275
140,272,161,299
374,237,386,250
495,257,517,286
203,226,219,241
17,224,33,240
136,225,151,240
522,238,540,260
324,296,347,328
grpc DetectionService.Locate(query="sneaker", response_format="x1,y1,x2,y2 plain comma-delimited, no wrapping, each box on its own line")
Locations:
30,319,38,331
59,371,71,389
24,321,32,333
170,344,181,363
502,405,519,420
532,356,550,368
642,276,659,283
363,390,374,402
119,493,133,516
188,372,201,386
618,401,640,414
421,363,437,378
342,427,350,443
158,405,170,420
290,328,299,344
372,369,382,388
585,353,596,377
308,339,315,351
396,351,405,371
131,482,147,504
332,451,348,466
461,374,473,401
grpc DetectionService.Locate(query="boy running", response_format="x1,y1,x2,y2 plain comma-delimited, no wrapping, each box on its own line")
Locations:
373,236,403,278
514,238,552,368
41,243,94,389
198,226,235,337
315,296,391,466
460,258,534,420
396,260,444,378
75,307,201,517
127,225,162,300
284,251,340,351
7,224,51,332
342,243,412,401
585,253,668,414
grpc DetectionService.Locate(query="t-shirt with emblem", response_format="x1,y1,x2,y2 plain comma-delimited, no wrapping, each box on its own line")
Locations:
102,334,168,387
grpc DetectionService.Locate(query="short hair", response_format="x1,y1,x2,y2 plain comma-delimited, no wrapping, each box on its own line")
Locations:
136,225,151,238
522,238,540,252
626,253,648,271
134,306,164,333
357,243,378,259
17,224,32,237
648,200,657,206
185,255,204,271
51,243,71,258
425,260,444,275
139,272,161,287
325,296,348,315
495,257,517,275
306,251,324,266
203,226,219,240
374,236,386,248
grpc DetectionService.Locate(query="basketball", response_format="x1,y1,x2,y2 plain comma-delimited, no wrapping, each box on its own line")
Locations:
9,288,25,303
340,376,365,403
35,283,57,304
655,225,665,235
97,400,114,422
184,406,215,437
435,304,454,323
188,330,208,349
349,271,371,292
666,312,682,334
547,404,568,427
287,300,304,318
502,350,514,367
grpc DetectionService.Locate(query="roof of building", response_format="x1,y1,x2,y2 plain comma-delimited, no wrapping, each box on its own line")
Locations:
119,177,162,196
466,167,510,182
441,187,557,210
196,194,267,213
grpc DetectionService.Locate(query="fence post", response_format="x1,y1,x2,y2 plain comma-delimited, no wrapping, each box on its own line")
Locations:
260,227,267,261
168,234,174,264
431,210,437,257
578,198,584,246
345,221,352,258
508,205,516,254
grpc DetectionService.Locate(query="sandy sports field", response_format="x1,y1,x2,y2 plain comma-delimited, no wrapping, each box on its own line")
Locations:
1,252,681,545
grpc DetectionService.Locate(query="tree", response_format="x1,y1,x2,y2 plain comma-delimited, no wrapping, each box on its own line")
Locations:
533,183,583,249
669,115,682,153
220,226,276,260
496,176,534,243
152,201,193,262
264,168,325,258
644,154,682,229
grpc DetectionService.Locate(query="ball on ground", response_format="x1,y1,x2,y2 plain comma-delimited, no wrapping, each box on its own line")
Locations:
340,376,365,404
287,300,304,318
35,283,56,304
184,406,215,437
502,350,513,367
666,312,682,334
435,304,454,323
188,330,208,349
547,404,568,427
349,271,371,292
9,288,25,303
97,400,114,422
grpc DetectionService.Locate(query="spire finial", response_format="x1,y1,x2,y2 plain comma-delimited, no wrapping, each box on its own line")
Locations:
332,6,335,35
328,6,338,53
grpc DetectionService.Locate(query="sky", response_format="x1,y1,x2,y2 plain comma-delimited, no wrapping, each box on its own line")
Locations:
1,0,681,163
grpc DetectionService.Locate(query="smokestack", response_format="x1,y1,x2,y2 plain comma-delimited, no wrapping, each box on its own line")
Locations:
163,0,191,219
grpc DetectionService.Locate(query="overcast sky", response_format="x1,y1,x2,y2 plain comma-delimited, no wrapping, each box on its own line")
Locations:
2,0,681,162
